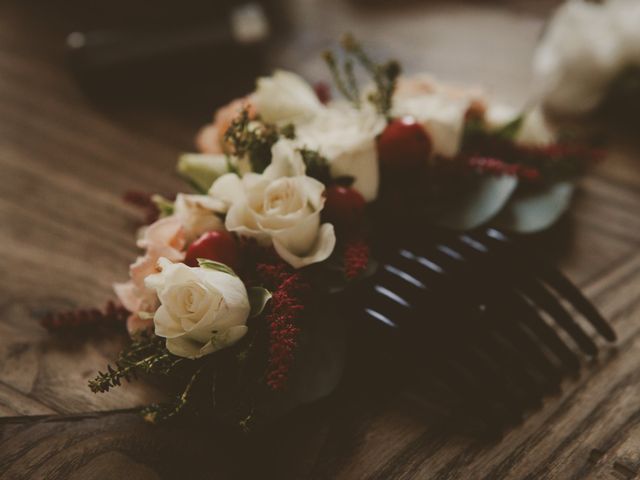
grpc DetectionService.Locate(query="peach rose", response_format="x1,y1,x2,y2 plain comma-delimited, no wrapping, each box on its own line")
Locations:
114,216,186,334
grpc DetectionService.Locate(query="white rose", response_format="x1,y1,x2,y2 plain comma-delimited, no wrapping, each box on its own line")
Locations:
295,103,385,202
392,91,471,158
173,193,226,242
253,70,322,125
391,74,487,159
145,258,250,358
532,0,626,114
209,140,336,269
610,0,640,63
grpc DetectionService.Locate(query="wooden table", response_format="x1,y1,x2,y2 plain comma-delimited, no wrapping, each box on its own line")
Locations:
2,1,640,478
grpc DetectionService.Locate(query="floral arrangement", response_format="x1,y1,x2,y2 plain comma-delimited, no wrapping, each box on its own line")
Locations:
45,35,602,429
534,0,640,115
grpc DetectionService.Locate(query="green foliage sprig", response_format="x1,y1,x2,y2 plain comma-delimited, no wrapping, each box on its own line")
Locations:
88,334,183,393
298,147,332,184
141,366,205,424
223,108,296,174
323,33,401,117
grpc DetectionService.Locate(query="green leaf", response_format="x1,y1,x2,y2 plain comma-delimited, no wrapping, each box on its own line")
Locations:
151,194,174,217
247,287,272,318
494,114,524,140
493,181,575,233
177,153,231,193
427,175,518,231
197,259,238,277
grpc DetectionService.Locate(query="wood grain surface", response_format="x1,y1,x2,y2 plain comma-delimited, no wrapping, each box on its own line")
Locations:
1,1,639,479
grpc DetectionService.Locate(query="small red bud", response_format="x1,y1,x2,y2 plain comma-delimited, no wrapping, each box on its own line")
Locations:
323,185,366,230
377,117,432,171
185,231,239,270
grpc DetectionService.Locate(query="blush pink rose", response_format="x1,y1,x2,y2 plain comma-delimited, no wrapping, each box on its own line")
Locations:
395,75,487,119
114,215,186,334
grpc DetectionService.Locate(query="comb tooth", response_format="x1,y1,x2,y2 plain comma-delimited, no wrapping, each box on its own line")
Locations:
403,241,563,395
417,299,545,412
385,294,535,418
486,306,563,392
372,301,526,426
397,248,448,278
471,230,615,344
453,347,530,421
383,263,428,291
537,266,616,342
518,278,599,357
466,301,553,402
445,239,565,388
506,290,582,373
474,330,547,406
352,305,510,429
446,235,583,373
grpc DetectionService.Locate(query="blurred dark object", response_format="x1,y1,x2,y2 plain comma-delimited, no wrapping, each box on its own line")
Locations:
599,66,640,135
63,0,285,106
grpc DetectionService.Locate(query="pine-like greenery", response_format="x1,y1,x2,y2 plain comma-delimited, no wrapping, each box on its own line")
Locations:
323,33,400,117
223,108,280,174
88,334,183,393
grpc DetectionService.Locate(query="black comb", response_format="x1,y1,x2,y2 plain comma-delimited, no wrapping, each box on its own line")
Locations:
344,227,616,431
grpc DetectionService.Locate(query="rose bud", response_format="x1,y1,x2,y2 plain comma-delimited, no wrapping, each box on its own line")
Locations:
323,185,366,231
377,116,432,171
185,230,239,270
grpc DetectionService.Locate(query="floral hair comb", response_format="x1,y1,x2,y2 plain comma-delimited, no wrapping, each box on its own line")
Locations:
45,35,613,431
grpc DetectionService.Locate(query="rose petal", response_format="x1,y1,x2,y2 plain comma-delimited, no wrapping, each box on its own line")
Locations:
254,70,322,125
273,223,336,269
208,173,246,208
263,139,307,179
153,305,185,339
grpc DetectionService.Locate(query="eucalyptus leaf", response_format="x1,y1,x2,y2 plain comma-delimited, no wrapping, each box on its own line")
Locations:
494,114,524,140
428,175,518,231
177,153,231,193
197,259,237,277
151,194,174,217
493,181,575,233
248,287,272,318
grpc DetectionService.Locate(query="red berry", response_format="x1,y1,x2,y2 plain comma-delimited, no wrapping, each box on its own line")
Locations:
377,117,432,171
313,81,331,104
185,231,239,269
323,185,366,229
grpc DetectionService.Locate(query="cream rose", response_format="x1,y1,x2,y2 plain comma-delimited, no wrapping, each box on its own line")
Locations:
391,74,488,159
210,140,336,269
114,215,185,334
295,103,385,202
532,0,640,115
145,258,250,358
253,70,322,125
173,193,225,242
